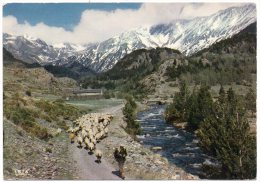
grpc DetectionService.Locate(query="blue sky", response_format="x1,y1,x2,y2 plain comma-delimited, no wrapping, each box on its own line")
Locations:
3,3,245,44
3,3,141,31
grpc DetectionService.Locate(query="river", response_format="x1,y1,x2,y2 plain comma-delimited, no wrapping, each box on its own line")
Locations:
136,104,217,177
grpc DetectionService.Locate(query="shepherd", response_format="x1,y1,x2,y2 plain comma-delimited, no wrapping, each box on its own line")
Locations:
114,145,127,179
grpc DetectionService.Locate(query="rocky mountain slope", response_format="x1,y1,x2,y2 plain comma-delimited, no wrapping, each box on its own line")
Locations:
3,48,77,96
3,33,85,65
3,4,256,73
143,22,256,100
81,22,256,101
83,4,256,72
101,47,182,80
80,47,185,100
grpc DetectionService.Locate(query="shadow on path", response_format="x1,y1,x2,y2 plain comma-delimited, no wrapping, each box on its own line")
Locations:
112,171,122,179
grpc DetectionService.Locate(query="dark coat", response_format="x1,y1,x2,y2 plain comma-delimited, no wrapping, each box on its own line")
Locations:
114,147,127,162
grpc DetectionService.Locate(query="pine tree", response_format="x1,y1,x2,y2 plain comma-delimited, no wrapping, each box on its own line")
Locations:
186,90,199,130
218,85,226,104
197,88,256,179
187,85,213,130
174,80,190,120
245,88,256,116
165,80,190,123
123,95,140,135
227,87,235,103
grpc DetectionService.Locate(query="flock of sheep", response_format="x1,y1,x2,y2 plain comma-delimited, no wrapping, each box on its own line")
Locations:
67,113,113,163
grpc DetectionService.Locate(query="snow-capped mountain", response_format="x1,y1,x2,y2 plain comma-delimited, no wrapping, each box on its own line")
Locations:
3,4,256,72
80,4,256,72
3,33,85,65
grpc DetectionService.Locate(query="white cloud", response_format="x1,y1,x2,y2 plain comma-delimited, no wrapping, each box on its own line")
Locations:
3,3,246,45
179,3,244,18
3,15,73,43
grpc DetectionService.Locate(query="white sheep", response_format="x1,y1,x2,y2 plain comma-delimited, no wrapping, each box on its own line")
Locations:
67,127,73,133
74,126,80,132
94,132,102,142
92,126,98,136
84,137,90,144
81,129,88,139
88,142,95,152
103,119,109,127
78,121,84,127
104,127,108,135
76,135,83,148
87,130,93,138
84,137,90,149
71,113,113,153
83,122,91,130
95,149,102,163
99,130,105,139
89,136,97,144
94,116,99,124
69,133,76,143
97,123,104,132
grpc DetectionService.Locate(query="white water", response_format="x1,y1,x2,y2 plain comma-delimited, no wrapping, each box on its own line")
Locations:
136,105,218,177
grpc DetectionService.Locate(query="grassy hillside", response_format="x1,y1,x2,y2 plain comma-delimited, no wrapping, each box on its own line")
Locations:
3,47,84,138
3,48,77,96
3,48,85,179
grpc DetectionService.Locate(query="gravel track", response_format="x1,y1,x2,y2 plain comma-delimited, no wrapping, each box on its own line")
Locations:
69,104,124,180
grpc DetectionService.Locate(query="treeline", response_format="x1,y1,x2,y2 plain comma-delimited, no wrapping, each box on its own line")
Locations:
165,25,256,86
44,62,96,80
122,95,141,136
165,82,256,179
81,74,149,101
165,54,255,86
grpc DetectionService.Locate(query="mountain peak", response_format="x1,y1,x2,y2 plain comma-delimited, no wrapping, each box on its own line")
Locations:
80,4,255,72
3,4,256,73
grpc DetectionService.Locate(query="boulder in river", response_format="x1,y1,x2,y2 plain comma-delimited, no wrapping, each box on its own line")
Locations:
174,122,187,129
151,146,162,151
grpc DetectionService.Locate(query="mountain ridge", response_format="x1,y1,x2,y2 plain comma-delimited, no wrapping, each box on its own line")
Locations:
3,4,256,73
79,4,256,72
80,20,256,100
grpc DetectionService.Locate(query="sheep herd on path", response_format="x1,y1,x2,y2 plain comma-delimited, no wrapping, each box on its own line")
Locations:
67,113,113,163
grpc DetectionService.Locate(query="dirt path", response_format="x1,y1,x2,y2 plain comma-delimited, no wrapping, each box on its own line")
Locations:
69,104,124,180
97,104,124,114
69,143,121,180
